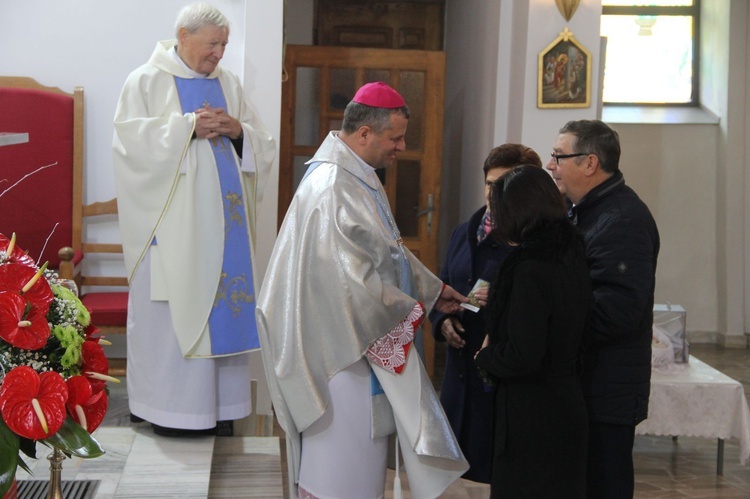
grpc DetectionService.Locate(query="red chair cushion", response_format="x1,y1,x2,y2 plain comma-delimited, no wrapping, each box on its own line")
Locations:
81,292,128,327
0,87,74,269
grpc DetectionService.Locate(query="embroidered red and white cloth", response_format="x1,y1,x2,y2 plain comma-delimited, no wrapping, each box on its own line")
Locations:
366,302,424,375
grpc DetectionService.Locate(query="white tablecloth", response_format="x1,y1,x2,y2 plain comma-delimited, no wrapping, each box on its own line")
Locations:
636,355,750,464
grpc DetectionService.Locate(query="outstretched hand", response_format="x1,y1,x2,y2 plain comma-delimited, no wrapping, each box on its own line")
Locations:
435,285,468,314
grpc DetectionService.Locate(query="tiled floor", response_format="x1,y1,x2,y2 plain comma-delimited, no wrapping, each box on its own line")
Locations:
16,343,750,498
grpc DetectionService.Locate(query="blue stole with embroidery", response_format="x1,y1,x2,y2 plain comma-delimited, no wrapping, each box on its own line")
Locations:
173,76,258,355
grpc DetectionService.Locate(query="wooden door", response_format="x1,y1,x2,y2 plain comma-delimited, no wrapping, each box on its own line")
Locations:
316,0,444,50
279,44,445,375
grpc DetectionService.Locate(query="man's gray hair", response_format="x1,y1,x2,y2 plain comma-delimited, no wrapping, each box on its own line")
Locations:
559,119,621,174
175,2,229,37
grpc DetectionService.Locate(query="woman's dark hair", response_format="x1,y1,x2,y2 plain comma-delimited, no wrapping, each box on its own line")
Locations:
483,143,542,177
490,165,568,245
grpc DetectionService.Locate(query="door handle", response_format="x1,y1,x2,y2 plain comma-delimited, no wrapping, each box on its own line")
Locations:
415,193,434,236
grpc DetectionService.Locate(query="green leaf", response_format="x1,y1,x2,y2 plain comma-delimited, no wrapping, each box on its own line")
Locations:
16,454,32,475
0,418,20,496
19,437,37,460
41,416,105,459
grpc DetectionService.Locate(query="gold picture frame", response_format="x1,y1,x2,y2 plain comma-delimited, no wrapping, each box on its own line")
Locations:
538,27,591,109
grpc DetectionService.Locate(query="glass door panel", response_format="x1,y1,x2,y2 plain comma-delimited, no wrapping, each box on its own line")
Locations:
330,68,356,110
364,69,390,84
293,155,312,191
294,67,320,146
399,71,425,150
394,159,421,238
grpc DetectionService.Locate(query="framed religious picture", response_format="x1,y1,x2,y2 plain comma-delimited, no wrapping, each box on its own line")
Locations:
538,27,591,109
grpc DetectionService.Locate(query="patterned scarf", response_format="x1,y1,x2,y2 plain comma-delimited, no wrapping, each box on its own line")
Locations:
477,210,494,244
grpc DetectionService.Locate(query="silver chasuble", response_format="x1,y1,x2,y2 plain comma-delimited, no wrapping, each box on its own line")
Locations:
256,132,468,498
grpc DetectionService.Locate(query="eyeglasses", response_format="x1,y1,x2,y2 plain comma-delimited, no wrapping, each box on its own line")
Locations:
550,152,590,165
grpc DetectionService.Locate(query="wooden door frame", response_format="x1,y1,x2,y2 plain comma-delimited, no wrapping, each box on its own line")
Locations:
280,45,445,376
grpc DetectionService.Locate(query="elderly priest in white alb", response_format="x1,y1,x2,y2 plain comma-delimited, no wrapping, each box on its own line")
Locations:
113,3,275,436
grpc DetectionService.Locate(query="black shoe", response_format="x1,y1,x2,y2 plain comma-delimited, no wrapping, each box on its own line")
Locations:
151,424,216,437
129,413,145,423
215,420,234,437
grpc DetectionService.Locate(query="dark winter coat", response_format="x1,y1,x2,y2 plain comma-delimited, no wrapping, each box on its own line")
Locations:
474,219,591,498
429,206,512,483
571,171,660,426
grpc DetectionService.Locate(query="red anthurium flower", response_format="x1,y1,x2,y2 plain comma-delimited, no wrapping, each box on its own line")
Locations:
0,366,68,441
65,376,108,433
0,263,53,315
0,233,36,267
81,341,110,394
0,291,51,350
83,323,101,341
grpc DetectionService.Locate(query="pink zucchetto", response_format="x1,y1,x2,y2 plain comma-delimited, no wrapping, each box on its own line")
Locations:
352,82,405,109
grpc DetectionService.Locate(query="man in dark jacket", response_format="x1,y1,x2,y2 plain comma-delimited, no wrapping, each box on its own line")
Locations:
546,119,660,498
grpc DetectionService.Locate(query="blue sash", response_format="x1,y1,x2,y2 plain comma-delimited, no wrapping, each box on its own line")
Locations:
174,76,258,355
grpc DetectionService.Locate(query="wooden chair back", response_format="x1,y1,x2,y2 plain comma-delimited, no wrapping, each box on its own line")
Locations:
59,199,128,376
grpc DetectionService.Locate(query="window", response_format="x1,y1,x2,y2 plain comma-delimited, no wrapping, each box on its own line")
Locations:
601,1,699,105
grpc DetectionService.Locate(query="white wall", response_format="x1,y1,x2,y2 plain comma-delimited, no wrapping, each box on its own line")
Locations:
694,0,748,345
440,0,502,244
242,2,284,275
616,124,720,338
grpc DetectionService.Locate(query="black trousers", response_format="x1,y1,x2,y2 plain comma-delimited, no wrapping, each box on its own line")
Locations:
586,421,636,499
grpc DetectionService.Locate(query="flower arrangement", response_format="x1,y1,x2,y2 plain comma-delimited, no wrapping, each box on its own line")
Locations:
0,233,118,496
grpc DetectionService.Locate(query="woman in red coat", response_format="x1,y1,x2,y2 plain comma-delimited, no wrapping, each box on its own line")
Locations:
475,165,591,498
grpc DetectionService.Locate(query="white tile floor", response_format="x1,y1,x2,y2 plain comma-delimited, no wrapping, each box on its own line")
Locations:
15,426,282,498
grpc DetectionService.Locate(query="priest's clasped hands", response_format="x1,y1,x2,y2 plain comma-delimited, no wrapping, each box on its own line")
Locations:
194,104,243,140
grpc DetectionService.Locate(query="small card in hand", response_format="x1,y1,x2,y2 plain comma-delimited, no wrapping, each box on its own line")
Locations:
460,279,490,313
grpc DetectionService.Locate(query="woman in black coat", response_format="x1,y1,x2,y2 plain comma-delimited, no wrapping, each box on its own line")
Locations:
429,144,542,483
474,165,591,498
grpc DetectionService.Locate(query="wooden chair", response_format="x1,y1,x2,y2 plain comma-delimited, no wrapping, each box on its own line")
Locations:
58,198,128,376
0,76,83,271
